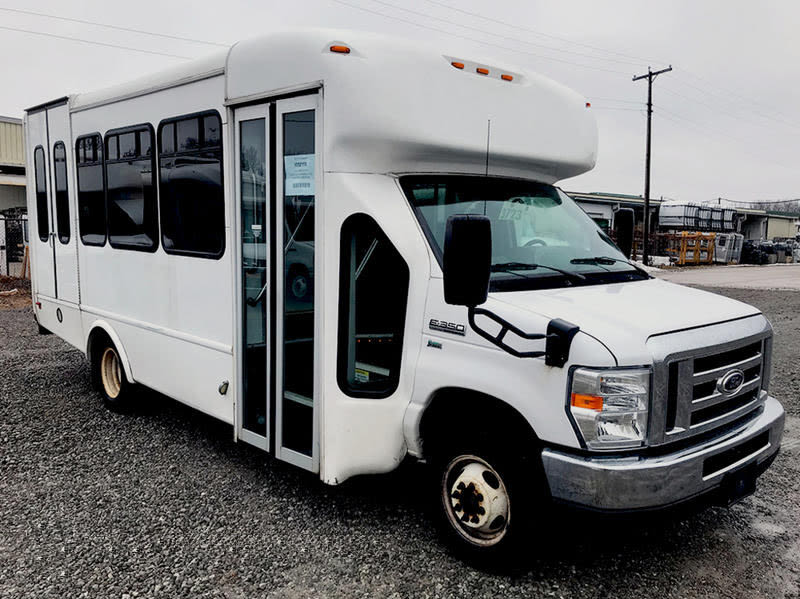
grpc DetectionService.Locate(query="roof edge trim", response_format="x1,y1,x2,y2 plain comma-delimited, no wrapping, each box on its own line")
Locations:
71,67,225,114
25,96,69,115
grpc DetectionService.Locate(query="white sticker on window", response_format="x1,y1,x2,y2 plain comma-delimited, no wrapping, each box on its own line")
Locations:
284,154,315,196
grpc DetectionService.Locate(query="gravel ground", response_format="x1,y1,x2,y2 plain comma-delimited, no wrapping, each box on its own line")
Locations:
1,287,799,598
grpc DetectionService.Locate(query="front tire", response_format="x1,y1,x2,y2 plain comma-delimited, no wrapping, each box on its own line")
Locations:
432,436,547,562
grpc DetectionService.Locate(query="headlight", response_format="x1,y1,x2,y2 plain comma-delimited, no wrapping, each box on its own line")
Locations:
569,367,650,450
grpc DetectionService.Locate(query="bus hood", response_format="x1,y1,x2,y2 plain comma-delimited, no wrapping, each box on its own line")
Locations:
490,278,762,365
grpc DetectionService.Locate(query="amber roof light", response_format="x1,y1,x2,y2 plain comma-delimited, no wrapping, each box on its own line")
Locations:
330,45,351,54
476,67,489,75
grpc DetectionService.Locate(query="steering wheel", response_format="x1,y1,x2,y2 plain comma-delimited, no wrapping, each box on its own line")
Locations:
524,238,547,247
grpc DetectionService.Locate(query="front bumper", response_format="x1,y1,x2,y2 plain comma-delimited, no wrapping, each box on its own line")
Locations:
542,396,784,511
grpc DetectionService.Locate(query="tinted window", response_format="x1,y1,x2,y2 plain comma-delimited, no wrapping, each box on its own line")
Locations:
177,118,199,151
53,142,70,244
34,146,48,242
161,122,175,154
338,214,409,397
105,125,157,251
76,135,106,246
158,112,224,258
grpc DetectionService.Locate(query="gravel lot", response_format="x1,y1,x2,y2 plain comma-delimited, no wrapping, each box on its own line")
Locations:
1,286,799,598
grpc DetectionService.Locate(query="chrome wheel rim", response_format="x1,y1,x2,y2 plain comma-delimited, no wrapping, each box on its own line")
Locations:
442,454,510,547
100,347,122,399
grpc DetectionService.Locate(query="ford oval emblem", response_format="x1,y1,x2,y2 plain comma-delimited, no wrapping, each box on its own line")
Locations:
717,369,745,396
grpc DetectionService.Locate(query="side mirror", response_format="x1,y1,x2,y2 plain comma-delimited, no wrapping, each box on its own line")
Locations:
443,214,491,306
614,207,635,260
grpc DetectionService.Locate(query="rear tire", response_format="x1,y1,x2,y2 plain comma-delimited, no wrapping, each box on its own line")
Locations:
91,338,136,412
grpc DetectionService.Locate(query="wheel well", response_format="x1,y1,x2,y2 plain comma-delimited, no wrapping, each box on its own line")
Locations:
418,388,539,460
86,327,113,365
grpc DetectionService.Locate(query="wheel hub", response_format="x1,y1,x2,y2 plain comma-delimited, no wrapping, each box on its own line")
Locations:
447,461,509,537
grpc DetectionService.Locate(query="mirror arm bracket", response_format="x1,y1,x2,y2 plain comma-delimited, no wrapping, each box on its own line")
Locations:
467,307,579,367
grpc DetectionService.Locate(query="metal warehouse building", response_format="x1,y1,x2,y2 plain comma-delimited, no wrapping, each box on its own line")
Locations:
0,116,26,212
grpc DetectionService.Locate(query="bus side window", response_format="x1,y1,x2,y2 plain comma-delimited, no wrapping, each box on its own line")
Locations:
158,111,225,259
337,214,409,398
33,146,48,242
105,125,158,252
75,134,106,246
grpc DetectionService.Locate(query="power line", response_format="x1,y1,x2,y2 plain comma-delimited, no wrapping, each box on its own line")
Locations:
588,97,644,104
327,0,631,74
660,83,800,133
590,106,644,112
0,24,193,58
716,197,800,206
655,108,797,171
365,0,645,67
678,68,800,127
421,0,659,66
420,0,800,131
0,6,229,47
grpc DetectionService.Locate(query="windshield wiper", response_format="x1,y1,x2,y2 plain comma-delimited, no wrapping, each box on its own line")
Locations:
491,261,586,282
570,256,651,278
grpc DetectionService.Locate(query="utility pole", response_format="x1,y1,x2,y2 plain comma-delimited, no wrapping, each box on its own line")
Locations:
633,65,672,265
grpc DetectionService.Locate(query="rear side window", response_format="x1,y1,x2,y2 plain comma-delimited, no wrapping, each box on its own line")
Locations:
338,214,409,398
76,134,106,246
158,111,225,258
33,146,48,242
53,141,70,244
105,125,158,251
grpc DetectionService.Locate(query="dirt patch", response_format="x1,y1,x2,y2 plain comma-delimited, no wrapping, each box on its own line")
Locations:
0,276,31,311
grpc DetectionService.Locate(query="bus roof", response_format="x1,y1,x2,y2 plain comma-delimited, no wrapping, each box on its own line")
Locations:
45,29,599,183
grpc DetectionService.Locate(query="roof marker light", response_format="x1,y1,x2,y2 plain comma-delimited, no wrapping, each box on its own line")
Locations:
451,61,465,69
330,45,351,54
476,67,489,75
501,74,513,82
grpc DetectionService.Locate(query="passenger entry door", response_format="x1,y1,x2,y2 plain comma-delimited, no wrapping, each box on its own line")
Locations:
234,94,320,473
26,109,56,299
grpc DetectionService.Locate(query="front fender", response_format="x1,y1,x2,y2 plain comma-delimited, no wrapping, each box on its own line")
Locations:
403,329,616,456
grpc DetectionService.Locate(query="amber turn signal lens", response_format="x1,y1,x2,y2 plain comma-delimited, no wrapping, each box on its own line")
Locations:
330,45,351,54
501,74,513,81
451,61,465,69
476,67,489,75
571,393,604,411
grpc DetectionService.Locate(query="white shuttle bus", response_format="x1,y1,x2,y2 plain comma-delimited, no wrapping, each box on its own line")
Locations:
25,30,784,556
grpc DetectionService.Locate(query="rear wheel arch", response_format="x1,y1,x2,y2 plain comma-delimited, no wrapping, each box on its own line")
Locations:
85,322,135,384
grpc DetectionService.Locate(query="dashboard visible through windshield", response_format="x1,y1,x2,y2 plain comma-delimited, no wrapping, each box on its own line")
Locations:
400,175,648,291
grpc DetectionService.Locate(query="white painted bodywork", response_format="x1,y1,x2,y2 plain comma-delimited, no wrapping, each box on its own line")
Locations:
23,29,766,486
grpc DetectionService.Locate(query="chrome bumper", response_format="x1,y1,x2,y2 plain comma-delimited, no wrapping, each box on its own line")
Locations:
542,396,784,511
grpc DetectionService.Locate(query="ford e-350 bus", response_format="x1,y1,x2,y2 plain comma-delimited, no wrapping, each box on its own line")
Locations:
25,29,784,556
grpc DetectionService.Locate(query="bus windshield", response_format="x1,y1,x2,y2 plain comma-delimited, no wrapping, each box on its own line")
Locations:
400,175,646,291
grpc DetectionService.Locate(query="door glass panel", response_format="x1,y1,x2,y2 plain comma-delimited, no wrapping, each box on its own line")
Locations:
34,146,49,242
240,118,268,436
282,109,315,456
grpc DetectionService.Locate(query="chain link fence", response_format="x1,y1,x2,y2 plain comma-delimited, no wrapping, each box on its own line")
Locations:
0,215,28,278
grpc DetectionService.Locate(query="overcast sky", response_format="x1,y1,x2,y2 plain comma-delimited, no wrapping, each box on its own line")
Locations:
1,0,798,202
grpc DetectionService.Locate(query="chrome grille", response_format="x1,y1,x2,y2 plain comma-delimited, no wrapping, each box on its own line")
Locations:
663,337,767,441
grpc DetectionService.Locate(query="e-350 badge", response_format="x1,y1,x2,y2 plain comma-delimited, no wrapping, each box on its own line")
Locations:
429,319,466,336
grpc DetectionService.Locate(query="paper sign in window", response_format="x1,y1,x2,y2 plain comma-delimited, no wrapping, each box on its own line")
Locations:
284,154,315,196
